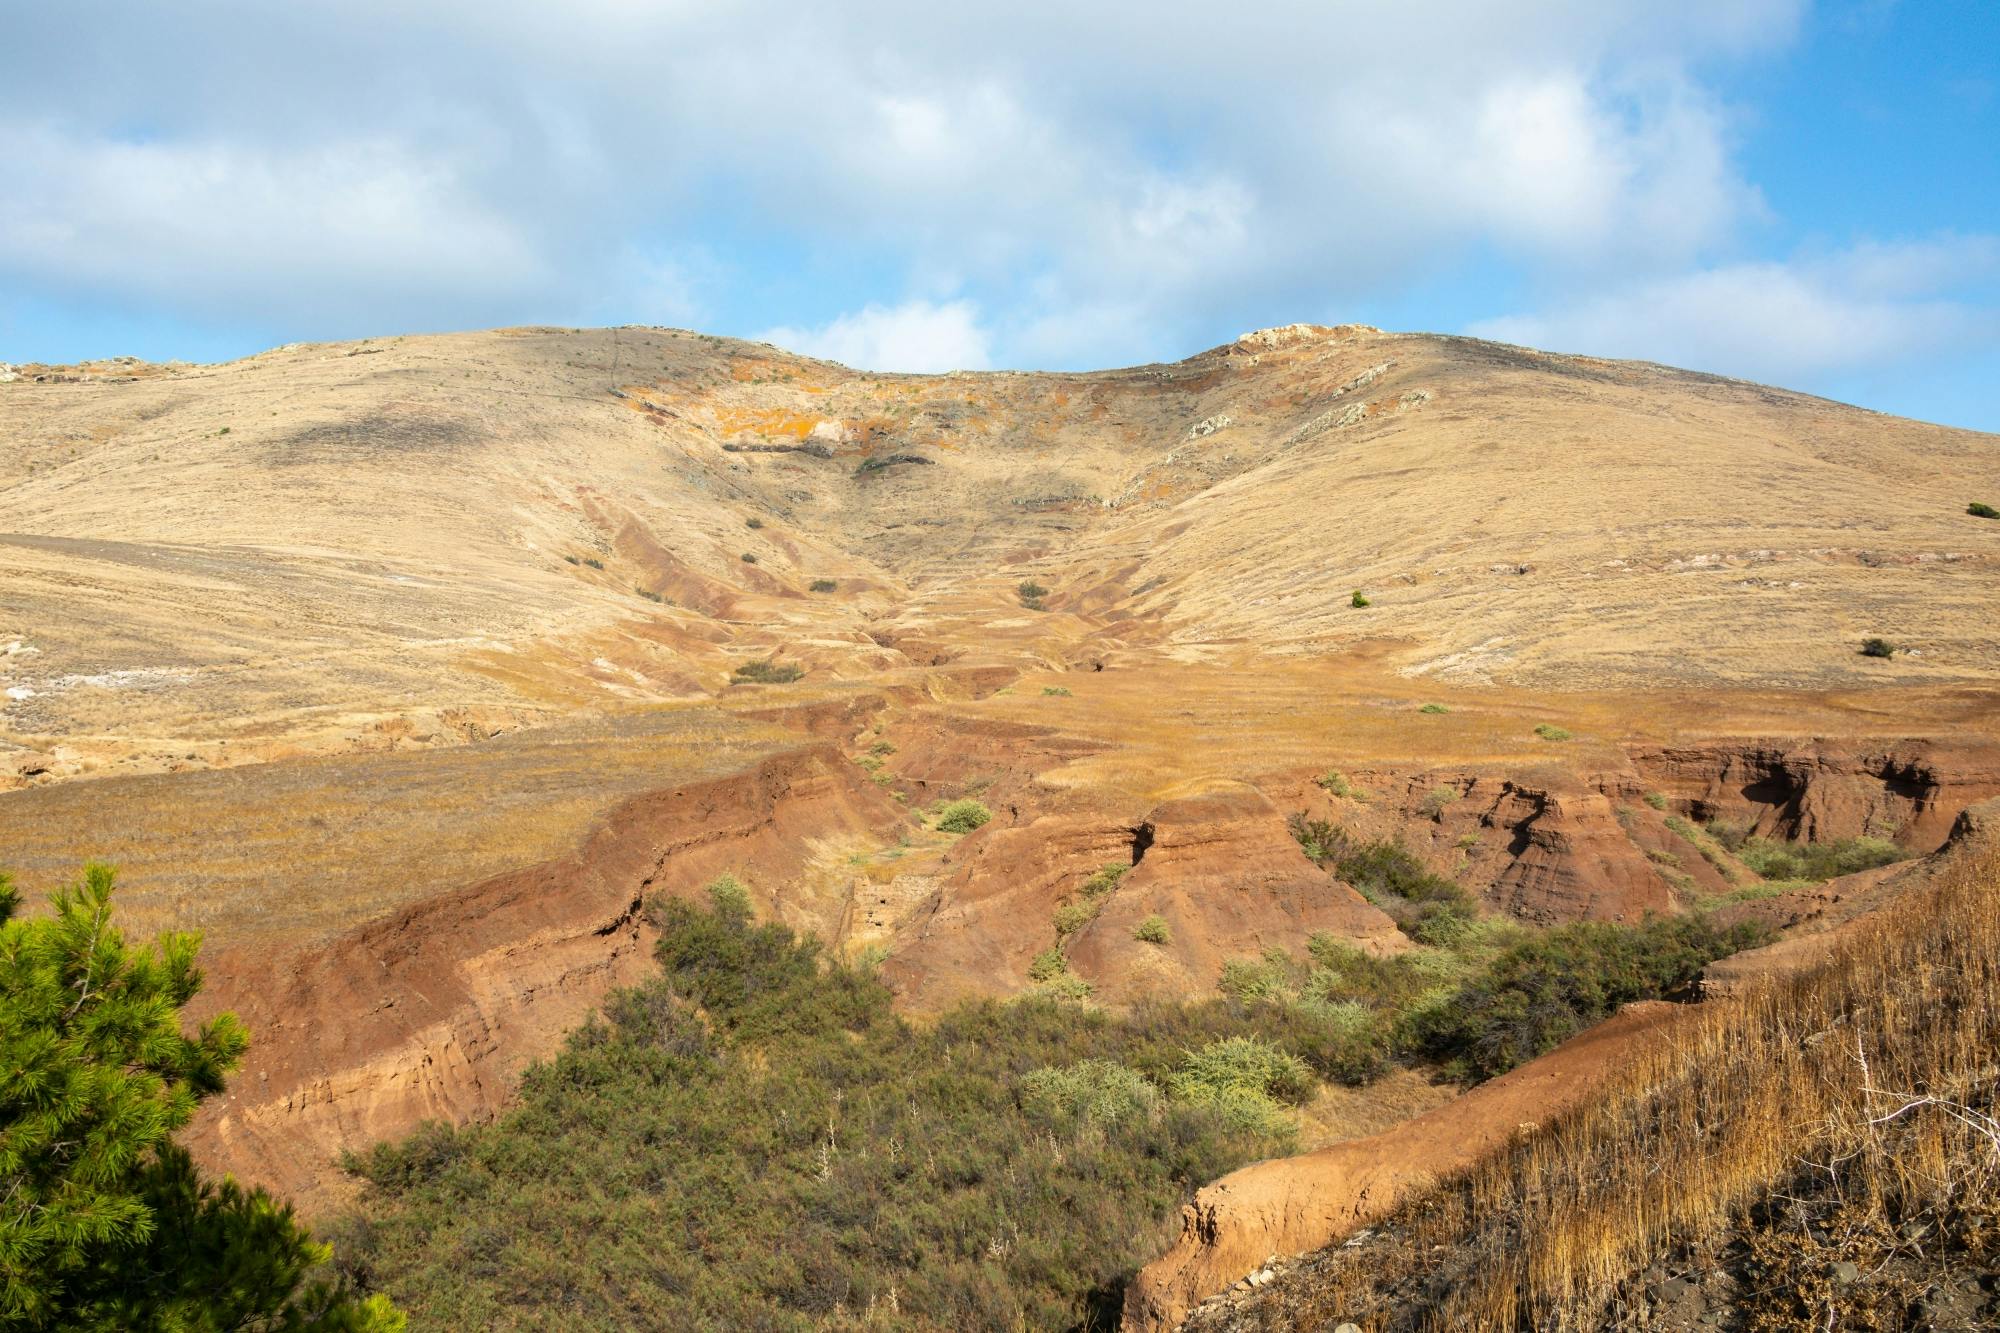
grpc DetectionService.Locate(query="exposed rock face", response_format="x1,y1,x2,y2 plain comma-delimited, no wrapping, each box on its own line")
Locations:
1474,775,1681,923
1067,786,1404,1002
1630,738,2000,851
882,784,1399,1011
184,744,904,1212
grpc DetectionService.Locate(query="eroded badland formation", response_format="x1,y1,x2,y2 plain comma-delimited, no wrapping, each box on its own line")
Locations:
5,322,2000,1327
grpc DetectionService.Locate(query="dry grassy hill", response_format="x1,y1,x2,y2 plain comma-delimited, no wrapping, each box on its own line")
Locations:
5,322,1996,789
3,323,1998,1321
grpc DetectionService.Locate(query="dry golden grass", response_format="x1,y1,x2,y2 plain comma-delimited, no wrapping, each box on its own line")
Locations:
0,705,793,946
1245,841,2000,1331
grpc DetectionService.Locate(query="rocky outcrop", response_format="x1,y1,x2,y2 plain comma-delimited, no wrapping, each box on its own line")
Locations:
1470,775,1681,923
1628,738,2000,851
184,744,904,1214
1067,786,1403,1001
882,783,1400,1011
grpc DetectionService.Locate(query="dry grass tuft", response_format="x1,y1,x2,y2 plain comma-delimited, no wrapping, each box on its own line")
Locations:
1264,845,2000,1331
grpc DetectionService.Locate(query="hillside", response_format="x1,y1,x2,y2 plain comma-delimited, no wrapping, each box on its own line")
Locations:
5,322,1997,787
4,322,1999,1325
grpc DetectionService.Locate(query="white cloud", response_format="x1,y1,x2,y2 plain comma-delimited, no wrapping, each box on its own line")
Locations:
0,124,548,328
0,0,1817,364
1468,235,2000,384
759,300,992,373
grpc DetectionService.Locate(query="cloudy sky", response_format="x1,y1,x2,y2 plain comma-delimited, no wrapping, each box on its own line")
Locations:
3,1,1995,429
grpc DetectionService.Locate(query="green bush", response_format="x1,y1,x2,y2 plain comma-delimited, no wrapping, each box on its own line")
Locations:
731,658,805,684
1420,787,1460,819
1403,915,1767,1080
1020,1061,1159,1127
344,897,1291,1329
1079,864,1128,898
1171,1036,1315,1109
1134,915,1170,944
1534,723,1572,741
705,874,752,922
745,517,764,529
1289,816,1479,946
739,552,758,564
582,556,604,570
1350,589,1370,608
1729,834,1907,882
1860,637,1896,659
932,799,991,834
1316,770,1354,797
1968,501,1998,519
1419,703,1449,714
634,586,664,603
1027,947,1068,983
1053,902,1097,937
808,578,837,593
1642,791,1669,811
1041,686,1071,697
1017,580,1049,600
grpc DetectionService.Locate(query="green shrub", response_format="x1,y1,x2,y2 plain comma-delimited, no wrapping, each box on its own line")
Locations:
562,554,580,565
1079,865,1129,899
731,658,805,684
869,740,896,756
1420,787,1460,819
1731,834,1907,882
1018,580,1049,600
1968,501,1998,519
1860,637,1896,659
1036,973,1095,1002
634,586,664,603
1350,589,1370,608
1534,723,1572,741
1419,703,1449,714
1171,1037,1315,1109
808,578,837,592
1027,947,1068,982
745,517,764,529
1665,815,1741,882
932,799,992,834
582,556,604,570
1020,1060,1159,1127
1289,816,1479,945
1642,791,1669,811
346,896,1292,1329
1403,915,1767,1080
1053,901,1098,937
1134,915,1170,945
705,874,752,923
1316,769,1354,798
739,552,758,564
1042,686,1071,697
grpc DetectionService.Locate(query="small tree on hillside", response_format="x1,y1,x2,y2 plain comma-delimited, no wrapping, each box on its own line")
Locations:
0,865,402,1331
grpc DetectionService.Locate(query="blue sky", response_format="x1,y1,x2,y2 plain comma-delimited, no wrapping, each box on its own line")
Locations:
2,0,1995,430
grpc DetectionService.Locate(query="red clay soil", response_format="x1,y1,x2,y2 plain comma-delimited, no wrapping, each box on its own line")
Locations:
183,743,905,1213
881,783,1401,1011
